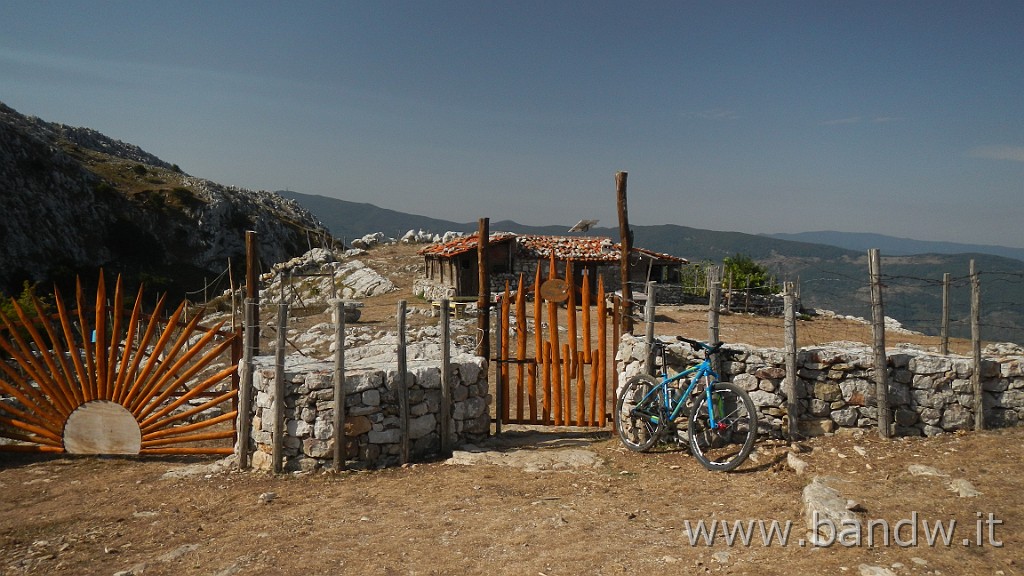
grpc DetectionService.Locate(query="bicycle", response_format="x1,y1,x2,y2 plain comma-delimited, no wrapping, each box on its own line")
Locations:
616,336,758,472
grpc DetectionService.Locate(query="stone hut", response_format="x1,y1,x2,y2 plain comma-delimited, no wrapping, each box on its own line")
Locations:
415,232,687,301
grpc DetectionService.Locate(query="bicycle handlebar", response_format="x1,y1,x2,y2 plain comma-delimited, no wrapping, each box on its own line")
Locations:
672,336,722,354
652,336,737,359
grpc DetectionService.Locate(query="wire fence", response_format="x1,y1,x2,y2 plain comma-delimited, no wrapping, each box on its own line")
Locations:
636,259,1024,354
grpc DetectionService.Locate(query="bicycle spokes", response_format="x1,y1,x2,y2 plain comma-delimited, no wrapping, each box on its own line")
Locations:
688,382,757,472
616,375,666,452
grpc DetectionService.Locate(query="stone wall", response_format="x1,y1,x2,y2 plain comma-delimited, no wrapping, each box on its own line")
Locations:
616,334,1024,437
412,278,457,302
248,347,490,471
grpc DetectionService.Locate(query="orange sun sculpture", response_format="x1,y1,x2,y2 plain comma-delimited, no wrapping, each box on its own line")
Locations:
0,273,239,455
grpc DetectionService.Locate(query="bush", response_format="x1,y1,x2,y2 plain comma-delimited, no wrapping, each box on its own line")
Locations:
723,253,778,295
0,281,50,325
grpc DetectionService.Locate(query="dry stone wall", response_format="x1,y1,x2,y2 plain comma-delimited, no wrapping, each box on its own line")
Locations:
616,334,1024,437
248,348,490,472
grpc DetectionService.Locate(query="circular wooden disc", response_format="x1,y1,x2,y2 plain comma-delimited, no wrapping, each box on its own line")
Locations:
63,400,142,455
540,278,570,303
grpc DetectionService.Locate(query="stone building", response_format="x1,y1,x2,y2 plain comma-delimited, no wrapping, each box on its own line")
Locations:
414,232,687,301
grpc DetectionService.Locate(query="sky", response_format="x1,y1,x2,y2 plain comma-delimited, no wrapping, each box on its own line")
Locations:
2,1,1023,248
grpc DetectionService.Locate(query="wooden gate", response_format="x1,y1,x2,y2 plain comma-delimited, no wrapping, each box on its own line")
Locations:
0,273,240,455
495,257,618,428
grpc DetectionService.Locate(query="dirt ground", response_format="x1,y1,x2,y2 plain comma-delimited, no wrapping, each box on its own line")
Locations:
2,427,1021,575
2,243,1017,575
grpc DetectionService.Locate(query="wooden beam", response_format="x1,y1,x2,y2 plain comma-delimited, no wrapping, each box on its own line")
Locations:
616,171,633,333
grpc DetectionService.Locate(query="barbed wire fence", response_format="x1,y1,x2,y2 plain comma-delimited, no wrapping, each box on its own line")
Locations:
638,255,1024,354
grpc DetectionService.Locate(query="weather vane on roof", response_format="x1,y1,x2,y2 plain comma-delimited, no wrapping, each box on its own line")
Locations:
568,219,599,233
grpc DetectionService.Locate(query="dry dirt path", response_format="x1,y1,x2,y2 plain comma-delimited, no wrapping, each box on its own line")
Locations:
2,426,1021,576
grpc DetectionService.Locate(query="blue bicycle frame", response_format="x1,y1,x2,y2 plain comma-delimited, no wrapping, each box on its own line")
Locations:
641,340,721,429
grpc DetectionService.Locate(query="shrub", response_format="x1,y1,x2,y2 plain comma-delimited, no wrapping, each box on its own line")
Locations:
723,253,779,295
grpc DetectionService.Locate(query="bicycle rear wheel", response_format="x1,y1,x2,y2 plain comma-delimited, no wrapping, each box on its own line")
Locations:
616,374,666,452
688,381,757,471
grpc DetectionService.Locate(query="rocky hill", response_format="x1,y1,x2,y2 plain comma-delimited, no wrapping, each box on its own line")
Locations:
0,102,332,298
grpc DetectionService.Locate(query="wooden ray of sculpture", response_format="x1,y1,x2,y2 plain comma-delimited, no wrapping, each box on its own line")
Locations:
0,272,238,455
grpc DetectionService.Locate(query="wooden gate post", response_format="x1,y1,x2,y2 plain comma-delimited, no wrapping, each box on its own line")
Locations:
868,249,891,439
237,298,256,469
476,218,490,359
245,230,260,355
616,171,633,334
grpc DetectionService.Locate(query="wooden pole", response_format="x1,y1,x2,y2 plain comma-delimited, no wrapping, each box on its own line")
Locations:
245,231,260,355
784,282,800,440
273,303,287,473
940,272,951,355
708,267,722,376
868,249,891,439
332,299,347,471
440,298,452,456
597,276,608,428
397,300,410,464
644,281,657,375
498,282,510,432
236,298,256,469
970,260,984,431
708,266,721,345
515,275,527,422
532,266,543,422
616,171,633,334
476,218,490,359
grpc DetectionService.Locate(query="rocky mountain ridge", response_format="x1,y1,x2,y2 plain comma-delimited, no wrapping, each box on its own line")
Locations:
0,102,331,298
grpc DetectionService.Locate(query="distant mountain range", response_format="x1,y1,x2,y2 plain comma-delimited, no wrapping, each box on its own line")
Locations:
764,231,1024,263
281,191,1024,345
2,95,1018,346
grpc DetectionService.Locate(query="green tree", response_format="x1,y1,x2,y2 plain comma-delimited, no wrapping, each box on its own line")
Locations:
722,253,778,295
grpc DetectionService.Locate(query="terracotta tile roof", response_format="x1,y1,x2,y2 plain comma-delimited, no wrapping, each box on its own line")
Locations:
419,233,687,264
516,235,619,262
417,232,516,257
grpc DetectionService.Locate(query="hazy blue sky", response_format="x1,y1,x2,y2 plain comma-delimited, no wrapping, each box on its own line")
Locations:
3,1,1022,248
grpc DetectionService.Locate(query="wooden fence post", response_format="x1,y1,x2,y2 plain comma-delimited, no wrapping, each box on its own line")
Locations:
783,283,800,439
397,300,410,464
236,298,256,470
440,298,452,457
707,266,721,345
616,171,633,334
970,260,984,431
245,230,260,355
644,281,657,375
941,272,951,355
868,249,891,439
707,266,722,376
332,299,347,471
273,303,288,473
476,218,490,359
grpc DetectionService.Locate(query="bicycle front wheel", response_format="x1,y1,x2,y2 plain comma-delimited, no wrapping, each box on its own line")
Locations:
688,381,757,472
616,374,666,452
